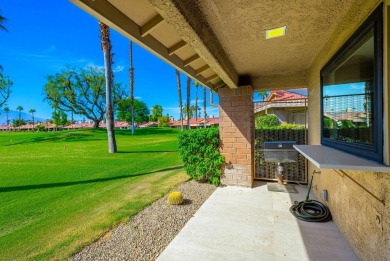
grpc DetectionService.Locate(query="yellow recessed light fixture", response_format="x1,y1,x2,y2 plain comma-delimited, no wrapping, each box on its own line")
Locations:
266,26,286,39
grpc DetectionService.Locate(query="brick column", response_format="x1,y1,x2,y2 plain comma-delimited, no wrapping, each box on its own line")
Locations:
218,86,254,187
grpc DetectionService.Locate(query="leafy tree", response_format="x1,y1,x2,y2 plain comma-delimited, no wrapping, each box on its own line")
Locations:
52,110,68,129
323,117,334,129
99,21,117,153
44,66,124,128
117,98,149,124
35,124,45,132
129,40,135,135
183,103,198,119
0,70,12,108
158,115,170,127
16,105,23,131
255,114,279,129
176,69,183,131
0,10,8,32
150,104,163,122
12,119,26,128
258,91,269,101
28,108,36,130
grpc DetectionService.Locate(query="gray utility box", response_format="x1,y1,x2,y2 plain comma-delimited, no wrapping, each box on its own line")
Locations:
263,141,298,163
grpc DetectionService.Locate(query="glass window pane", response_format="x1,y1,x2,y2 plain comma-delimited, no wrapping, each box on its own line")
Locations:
322,29,374,145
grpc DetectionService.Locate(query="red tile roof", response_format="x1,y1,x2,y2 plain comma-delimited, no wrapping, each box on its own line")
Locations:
266,90,307,102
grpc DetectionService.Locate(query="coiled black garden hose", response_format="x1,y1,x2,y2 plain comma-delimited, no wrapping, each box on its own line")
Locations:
289,171,332,222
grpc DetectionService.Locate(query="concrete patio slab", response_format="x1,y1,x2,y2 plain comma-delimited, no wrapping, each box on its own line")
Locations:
157,182,358,261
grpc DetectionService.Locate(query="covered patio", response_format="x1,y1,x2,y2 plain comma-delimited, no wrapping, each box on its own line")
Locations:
158,182,357,260
70,1,390,260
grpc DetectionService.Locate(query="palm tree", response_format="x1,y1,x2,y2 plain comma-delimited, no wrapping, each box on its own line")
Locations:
0,11,8,32
176,69,183,131
203,86,207,128
16,105,23,131
258,91,269,101
29,109,36,131
3,106,9,131
99,21,117,153
183,103,194,119
186,77,191,129
193,81,200,128
129,40,135,135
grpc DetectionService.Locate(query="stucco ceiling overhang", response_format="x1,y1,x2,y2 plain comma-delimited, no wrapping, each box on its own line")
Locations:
70,0,361,91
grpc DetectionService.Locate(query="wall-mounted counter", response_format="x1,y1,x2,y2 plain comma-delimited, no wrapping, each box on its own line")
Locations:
294,145,390,173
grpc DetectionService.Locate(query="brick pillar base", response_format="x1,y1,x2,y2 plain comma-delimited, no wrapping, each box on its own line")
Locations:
218,86,254,187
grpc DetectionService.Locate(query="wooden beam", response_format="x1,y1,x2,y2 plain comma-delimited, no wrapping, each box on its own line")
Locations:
183,54,200,66
168,40,187,56
205,74,218,82
195,65,210,75
140,14,164,37
214,81,226,89
147,0,238,88
69,0,214,89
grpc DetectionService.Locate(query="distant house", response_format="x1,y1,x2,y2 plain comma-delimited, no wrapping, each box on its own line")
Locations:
170,117,219,129
139,122,158,128
254,90,308,126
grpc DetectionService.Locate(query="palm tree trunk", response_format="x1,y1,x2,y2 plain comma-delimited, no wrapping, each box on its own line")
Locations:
18,112,21,131
203,86,207,128
195,84,198,128
99,21,117,153
176,69,183,131
130,41,135,135
186,77,191,130
32,114,34,131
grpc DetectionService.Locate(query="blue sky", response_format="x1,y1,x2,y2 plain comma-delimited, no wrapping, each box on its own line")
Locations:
0,0,219,121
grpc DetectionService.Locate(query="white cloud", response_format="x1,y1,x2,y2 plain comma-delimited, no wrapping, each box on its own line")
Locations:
113,65,125,72
85,62,125,73
135,96,142,100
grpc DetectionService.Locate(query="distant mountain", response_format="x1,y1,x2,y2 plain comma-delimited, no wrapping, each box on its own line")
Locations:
0,109,46,125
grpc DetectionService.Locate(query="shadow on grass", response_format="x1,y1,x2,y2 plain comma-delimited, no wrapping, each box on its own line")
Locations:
0,166,184,193
3,132,100,146
116,128,180,136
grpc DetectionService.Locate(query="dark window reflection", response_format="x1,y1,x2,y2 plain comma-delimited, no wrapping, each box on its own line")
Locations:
322,29,374,145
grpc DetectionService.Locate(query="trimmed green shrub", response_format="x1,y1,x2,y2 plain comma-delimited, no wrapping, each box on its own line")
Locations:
178,127,224,186
255,114,279,129
256,123,304,130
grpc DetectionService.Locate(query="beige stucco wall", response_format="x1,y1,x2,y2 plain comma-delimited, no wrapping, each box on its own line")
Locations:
306,1,390,260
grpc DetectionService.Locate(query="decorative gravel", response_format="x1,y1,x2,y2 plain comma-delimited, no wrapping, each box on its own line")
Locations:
72,180,216,261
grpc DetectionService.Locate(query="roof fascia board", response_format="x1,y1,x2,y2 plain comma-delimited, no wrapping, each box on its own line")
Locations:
147,0,239,88
69,0,214,89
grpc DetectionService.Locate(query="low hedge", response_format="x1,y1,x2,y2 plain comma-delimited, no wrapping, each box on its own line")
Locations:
178,127,224,186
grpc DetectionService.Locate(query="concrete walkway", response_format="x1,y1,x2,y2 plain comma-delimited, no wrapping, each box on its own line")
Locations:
158,182,358,261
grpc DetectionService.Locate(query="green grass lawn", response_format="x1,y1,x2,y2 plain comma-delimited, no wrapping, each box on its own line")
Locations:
0,128,188,260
